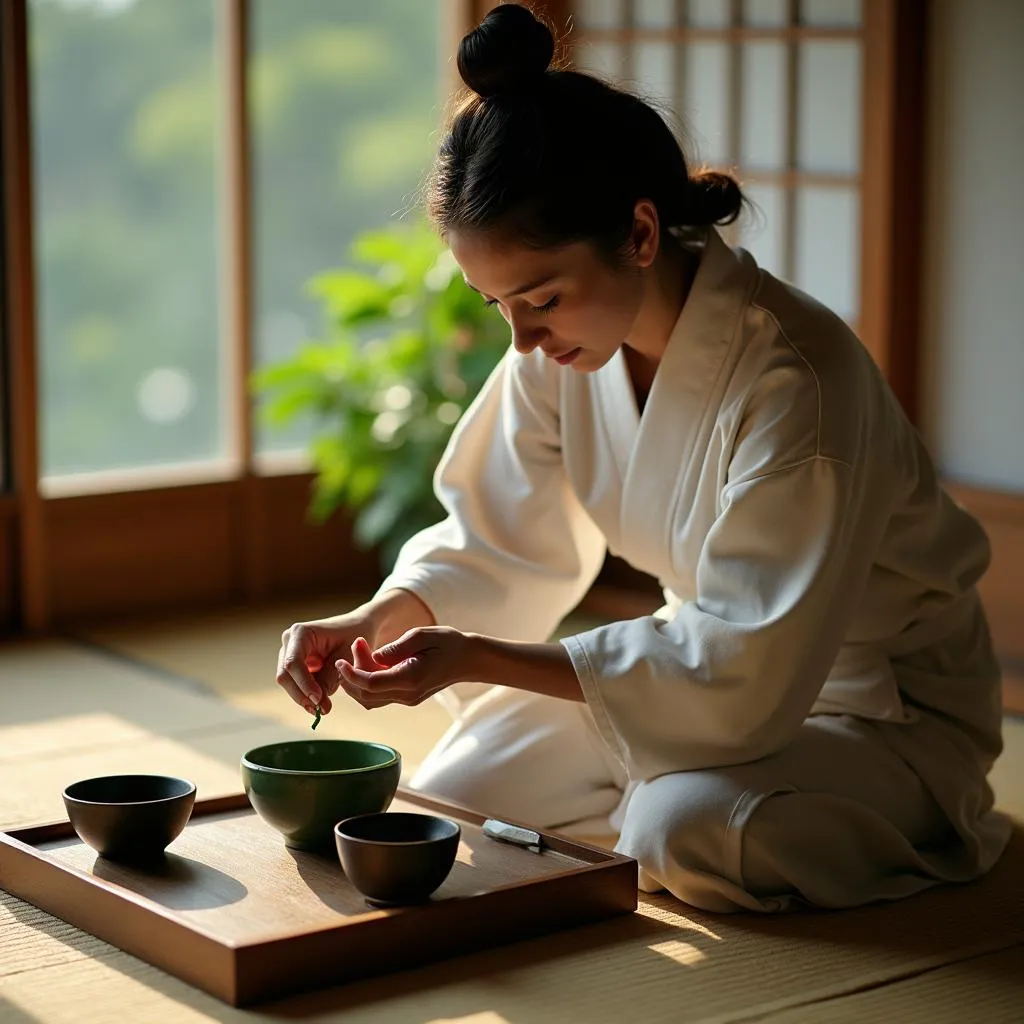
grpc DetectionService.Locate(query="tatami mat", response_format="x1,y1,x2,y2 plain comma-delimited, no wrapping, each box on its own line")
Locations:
2,831,1023,1023
757,946,1024,1024
3,611,1024,1023
0,638,308,831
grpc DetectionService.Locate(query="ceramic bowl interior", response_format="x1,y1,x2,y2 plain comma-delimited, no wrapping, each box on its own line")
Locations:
62,774,196,862
335,811,461,906
243,739,398,773
241,739,402,851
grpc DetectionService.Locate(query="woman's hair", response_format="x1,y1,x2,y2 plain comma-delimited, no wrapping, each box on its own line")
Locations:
426,2,744,263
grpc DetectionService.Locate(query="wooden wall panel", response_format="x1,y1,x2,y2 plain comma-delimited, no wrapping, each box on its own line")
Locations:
44,484,238,623
946,483,1024,667
257,474,379,598
33,478,379,627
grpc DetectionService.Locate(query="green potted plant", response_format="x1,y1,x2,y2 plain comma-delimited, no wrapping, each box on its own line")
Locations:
253,220,508,571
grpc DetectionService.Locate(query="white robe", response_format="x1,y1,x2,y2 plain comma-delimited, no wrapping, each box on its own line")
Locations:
377,228,1010,909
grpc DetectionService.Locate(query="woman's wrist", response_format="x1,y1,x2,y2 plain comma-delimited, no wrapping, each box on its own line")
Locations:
470,635,584,702
359,588,437,647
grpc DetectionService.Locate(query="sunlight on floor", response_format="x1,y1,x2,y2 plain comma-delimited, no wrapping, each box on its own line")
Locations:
649,937,708,966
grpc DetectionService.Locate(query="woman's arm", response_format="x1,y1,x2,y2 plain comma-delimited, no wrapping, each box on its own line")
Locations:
473,636,584,701
373,349,607,645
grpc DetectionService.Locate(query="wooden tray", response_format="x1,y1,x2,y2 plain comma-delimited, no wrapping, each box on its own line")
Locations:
0,789,637,1006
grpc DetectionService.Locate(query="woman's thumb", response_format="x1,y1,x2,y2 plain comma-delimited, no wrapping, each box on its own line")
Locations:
372,631,419,667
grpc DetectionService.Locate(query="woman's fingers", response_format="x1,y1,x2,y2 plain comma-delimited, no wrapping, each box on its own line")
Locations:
336,661,426,707
335,669,403,709
338,658,422,690
351,637,376,672
277,627,324,706
276,644,319,713
371,630,427,668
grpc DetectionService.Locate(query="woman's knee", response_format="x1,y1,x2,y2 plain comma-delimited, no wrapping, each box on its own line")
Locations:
406,739,515,817
615,770,757,911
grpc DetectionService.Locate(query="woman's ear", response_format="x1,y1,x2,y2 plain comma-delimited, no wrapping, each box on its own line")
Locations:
630,199,661,269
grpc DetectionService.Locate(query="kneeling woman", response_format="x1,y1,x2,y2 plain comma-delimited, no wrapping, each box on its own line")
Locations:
275,3,1010,912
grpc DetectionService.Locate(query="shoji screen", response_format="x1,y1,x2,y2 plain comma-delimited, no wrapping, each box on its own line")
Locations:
572,0,864,329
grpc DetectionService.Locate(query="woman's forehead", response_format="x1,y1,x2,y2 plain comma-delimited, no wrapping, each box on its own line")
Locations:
449,228,592,297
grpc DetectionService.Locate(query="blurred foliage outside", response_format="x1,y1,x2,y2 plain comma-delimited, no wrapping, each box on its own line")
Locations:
29,0,443,475
254,222,508,572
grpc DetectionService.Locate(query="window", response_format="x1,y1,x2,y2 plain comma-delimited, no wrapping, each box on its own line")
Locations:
251,0,443,458
2,0,450,629
30,0,224,482
27,0,445,482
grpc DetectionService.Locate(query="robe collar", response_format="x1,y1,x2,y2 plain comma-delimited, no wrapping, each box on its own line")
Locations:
594,228,759,576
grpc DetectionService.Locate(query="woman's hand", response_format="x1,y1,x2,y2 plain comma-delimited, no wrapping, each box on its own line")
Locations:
275,589,436,718
276,612,382,717
336,627,477,710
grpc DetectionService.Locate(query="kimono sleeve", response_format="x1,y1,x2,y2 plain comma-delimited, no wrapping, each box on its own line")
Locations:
562,455,890,779
377,349,607,642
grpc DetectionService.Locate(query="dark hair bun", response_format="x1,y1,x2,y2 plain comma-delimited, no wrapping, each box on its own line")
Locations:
458,3,554,99
686,170,744,226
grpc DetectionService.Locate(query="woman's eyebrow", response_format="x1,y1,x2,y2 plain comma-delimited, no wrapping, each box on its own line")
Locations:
463,273,557,300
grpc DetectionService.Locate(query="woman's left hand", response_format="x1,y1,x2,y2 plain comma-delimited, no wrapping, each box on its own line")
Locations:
335,627,477,709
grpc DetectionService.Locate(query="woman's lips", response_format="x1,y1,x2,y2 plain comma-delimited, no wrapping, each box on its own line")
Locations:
554,347,581,366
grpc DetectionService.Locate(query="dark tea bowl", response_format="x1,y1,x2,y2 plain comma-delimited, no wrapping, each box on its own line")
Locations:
62,774,196,863
335,811,461,906
241,739,401,851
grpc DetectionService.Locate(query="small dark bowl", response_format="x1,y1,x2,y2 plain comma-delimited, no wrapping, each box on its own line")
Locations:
62,775,196,863
335,812,461,906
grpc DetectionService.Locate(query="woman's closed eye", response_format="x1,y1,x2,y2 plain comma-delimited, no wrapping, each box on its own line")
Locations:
484,295,560,315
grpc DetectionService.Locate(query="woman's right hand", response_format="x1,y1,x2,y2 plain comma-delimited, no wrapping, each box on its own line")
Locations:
276,611,381,717
275,590,437,718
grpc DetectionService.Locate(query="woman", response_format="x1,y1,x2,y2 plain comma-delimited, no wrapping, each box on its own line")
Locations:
275,3,1010,912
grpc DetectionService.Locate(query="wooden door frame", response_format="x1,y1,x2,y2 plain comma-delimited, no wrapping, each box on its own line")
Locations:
1,0,46,632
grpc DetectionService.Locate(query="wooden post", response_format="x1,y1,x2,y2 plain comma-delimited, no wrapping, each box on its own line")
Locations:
1,0,47,631
221,0,266,602
860,0,927,423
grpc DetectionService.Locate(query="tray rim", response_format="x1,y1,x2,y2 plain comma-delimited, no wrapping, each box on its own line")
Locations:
0,788,638,1004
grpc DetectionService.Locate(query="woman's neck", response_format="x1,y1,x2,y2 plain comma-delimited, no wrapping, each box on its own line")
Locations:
624,235,699,404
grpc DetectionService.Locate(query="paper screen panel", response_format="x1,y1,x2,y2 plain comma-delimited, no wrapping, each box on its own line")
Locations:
634,41,676,108
794,186,860,321
688,0,731,29
683,42,731,165
801,0,861,27
636,0,678,29
576,42,626,81
741,42,788,170
576,0,626,29
741,183,786,279
743,0,789,27
796,41,862,175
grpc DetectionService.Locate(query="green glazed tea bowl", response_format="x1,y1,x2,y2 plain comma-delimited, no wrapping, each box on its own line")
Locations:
241,740,401,850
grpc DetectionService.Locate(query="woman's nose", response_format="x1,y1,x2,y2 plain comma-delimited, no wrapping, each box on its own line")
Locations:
510,316,548,356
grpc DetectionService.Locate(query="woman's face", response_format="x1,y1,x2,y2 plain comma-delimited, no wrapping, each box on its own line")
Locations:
448,226,647,372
